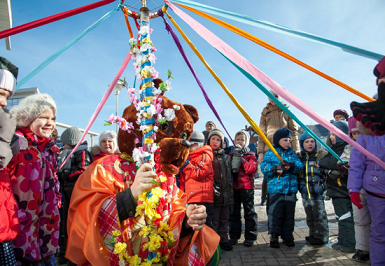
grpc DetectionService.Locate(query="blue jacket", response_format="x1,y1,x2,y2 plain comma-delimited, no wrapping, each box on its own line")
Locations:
261,147,303,194
298,150,326,200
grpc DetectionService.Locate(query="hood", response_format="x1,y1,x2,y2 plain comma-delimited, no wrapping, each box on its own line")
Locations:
357,121,373,136
90,145,102,157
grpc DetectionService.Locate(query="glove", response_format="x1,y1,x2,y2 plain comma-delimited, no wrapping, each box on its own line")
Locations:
272,165,283,176
336,162,349,175
350,192,363,210
288,162,296,172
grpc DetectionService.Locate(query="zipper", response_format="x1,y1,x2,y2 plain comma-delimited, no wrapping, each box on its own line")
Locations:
306,153,311,200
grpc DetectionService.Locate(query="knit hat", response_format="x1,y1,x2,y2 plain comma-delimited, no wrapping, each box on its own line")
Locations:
333,109,349,120
190,131,205,144
99,130,117,150
273,127,292,148
0,57,18,96
299,132,317,152
332,120,349,143
205,121,216,128
235,129,250,148
348,116,359,137
10,93,56,128
374,56,385,79
61,127,82,146
207,128,224,145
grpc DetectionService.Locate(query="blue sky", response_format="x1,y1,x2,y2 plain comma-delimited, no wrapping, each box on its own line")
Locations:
1,0,384,146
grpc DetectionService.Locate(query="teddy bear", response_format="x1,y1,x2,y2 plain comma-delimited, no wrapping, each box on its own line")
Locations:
118,78,199,174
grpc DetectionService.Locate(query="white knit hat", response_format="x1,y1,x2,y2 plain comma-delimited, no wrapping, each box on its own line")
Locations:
99,130,117,150
10,93,56,128
235,129,250,148
0,57,18,96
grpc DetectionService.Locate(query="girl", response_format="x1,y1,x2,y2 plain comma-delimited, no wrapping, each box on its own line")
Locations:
7,93,60,265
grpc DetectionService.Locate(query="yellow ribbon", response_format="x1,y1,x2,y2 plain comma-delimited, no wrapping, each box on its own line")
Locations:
165,11,283,162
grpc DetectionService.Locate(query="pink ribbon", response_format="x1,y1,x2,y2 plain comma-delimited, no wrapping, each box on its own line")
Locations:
166,0,385,168
59,51,132,169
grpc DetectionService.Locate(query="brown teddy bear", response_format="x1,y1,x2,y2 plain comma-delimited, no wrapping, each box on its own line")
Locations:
118,78,199,174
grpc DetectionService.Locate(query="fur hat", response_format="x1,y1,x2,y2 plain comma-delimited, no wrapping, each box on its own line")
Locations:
273,127,292,148
99,130,117,149
332,120,349,143
299,132,317,152
235,129,250,148
10,93,56,128
333,109,349,120
61,127,82,146
0,57,18,96
205,121,216,128
207,128,224,145
348,116,359,137
374,56,385,79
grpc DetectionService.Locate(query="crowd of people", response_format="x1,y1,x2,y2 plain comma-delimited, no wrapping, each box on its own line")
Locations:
0,54,384,266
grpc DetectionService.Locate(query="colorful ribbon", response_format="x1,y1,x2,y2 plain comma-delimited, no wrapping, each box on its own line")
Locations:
174,3,374,102
16,6,119,89
158,8,234,146
165,0,385,169
59,51,132,169
0,0,116,39
170,0,384,61
122,6,134,38
162,9,283,162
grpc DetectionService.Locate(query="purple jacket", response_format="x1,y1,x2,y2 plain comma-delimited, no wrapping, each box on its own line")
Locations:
347,130,385,195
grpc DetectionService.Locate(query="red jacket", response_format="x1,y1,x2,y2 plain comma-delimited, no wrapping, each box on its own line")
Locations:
182,145,214,204
233,152,258,190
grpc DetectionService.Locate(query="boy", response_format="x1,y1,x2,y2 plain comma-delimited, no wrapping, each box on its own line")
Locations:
181,131,214,228
202,120,216,144
261,127,303,248
229,130,258,247
207,128,233,251
57,126,92,265
319,120,356,253
298,132,329,245
0,56,19,265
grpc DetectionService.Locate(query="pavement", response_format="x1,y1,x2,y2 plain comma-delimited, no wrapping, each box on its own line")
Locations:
219,179,371,266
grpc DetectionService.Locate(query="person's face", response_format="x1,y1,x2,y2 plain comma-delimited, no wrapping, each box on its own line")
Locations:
0,88,11,109
235,133,246,148
334,115,346,121
303,138,315,152
100,139,115,154
206,123,214,132
351,132,360,141
190,143,199,152
278,137,291,150
29,108,56,138
209,135,221,150
330,133,336,144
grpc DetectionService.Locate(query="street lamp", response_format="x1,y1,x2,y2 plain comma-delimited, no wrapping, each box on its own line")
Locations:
112,82,123,133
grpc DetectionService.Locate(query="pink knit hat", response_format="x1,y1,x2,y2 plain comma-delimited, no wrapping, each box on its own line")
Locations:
374,56,385,79
348,116,359,137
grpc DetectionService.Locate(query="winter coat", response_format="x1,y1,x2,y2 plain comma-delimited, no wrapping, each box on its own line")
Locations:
0,109,16,169
212,149,233,206
182,145,214,204
91,145,114,163
261,147,303,195
57,142,92,192
232,151,258,190
6,128,60,263
319,142,349,198
257,103,300,157
298,150,326,200
348,124,385,195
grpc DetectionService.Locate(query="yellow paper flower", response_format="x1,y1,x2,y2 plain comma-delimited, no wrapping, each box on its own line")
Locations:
139,226,151,237
126,255,142,266
158,222,169,233
159,175,167,183
148,234,163,252
113,242,127,254
112,230,121,237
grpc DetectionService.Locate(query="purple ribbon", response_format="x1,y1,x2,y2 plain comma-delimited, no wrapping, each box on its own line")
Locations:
158,9,235,145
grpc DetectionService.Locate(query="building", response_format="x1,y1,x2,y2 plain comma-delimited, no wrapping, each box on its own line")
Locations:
0,0,12,50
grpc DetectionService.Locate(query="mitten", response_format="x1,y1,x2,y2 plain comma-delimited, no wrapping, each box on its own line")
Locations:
289,162,296,172
350,192,363,210
272,165,283,176
336,162,349,175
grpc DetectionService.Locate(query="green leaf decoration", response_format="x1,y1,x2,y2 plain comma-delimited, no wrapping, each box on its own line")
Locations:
152,179,159,185
104,121,112,126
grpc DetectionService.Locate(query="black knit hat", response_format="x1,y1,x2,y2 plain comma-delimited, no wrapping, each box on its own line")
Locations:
273,127,292,148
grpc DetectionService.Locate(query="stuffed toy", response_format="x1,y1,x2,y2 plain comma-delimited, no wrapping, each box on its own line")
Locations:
351,56,385,136
118,79,199,175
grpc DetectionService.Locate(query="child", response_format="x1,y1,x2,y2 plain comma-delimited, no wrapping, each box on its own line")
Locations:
91,130,118,162
260,127,303,248
337,117,370,262
0,57,19,266
229,130,258,247
207,128,233,251
333,109,349,122
319,120,356,253
7,93,60,265
180,131,214,228
56,126,92,265
298,132,329,245
202,120,216,144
